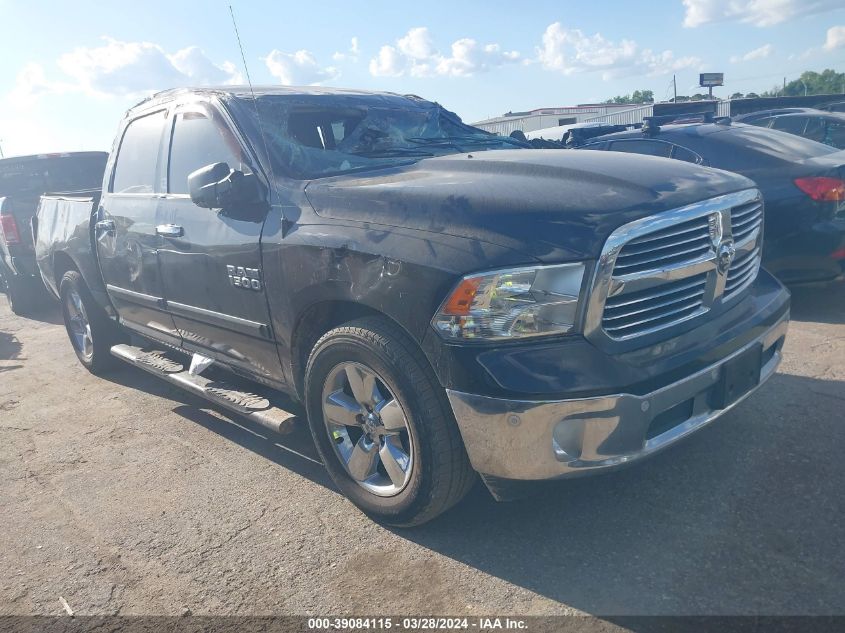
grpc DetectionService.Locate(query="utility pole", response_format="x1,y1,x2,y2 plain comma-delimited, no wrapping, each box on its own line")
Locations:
783,77,786,96
673,74,677,102
0,139,4,159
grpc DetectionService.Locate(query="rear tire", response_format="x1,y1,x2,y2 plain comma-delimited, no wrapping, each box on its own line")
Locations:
2,270,41,316
304,317,476,527
59,270,124,374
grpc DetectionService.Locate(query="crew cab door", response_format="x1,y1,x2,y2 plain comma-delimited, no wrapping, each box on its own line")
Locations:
157,103,284,385
96,109,181,346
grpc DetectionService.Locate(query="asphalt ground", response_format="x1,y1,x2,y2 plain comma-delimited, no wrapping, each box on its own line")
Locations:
0,282,843,617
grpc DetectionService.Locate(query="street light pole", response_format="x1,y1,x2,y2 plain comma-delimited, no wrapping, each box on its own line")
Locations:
0,139,4,159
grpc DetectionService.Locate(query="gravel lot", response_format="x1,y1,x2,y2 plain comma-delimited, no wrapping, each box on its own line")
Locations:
1,282,843,617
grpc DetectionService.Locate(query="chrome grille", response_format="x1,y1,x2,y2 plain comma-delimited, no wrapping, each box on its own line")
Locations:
725,247,761,298
612,216,712,276
730,200,764,244
588,190,765,341
602,273,708,337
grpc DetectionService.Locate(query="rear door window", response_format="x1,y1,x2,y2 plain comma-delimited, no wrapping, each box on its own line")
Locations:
771,116,808,135
608,140,673,158
167,110,245,195
747,116,774,128
803,118,826,143
671,145,704,164
111,111,166,194
824,121,845,149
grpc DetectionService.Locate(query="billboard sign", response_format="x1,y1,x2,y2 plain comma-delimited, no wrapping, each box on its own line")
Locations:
700,73,724,87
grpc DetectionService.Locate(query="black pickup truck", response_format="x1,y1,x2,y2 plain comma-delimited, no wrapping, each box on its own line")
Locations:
1,152,107,314
35,87,790,526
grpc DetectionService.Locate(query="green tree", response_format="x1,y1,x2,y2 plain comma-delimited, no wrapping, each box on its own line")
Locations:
603,89,655,104
761,69,845,97
730,92,745,99
785,69,845,95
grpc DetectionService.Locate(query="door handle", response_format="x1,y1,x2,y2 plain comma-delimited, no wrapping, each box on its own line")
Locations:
156,224,184,238
95,219,115,234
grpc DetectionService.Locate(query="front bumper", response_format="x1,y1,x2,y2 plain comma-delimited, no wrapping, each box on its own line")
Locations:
447,309,788,481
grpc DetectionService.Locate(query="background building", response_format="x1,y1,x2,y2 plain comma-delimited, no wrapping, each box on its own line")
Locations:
472,94,845,135
471,104,637,135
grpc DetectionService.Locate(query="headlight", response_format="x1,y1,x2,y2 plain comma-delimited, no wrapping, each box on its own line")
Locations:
432,263,586,341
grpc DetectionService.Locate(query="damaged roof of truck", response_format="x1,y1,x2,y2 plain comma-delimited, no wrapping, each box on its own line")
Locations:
127,85,528,180
128,85,430,114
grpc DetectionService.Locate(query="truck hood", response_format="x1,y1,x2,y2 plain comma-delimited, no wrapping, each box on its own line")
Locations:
304,149,754,262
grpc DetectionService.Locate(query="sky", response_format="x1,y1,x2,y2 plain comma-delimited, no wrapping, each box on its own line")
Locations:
1,0,845,157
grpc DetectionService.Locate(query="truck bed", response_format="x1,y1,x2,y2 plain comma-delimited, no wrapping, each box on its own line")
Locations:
34,190,103,301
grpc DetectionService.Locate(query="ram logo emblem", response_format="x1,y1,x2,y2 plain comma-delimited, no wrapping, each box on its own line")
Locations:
227,265,262,291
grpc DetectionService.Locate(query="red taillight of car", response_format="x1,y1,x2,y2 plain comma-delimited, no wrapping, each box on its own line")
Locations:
794,176,845,202
831,248,845,260
0,215,21,245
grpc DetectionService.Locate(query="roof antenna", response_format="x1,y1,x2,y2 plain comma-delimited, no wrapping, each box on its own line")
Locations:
229,5,277,189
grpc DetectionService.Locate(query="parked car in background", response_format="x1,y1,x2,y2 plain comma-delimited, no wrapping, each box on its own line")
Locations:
525,121,627,146
821,101,845,113
35,86,790,526
576,120,845,284
1,152,108,314
734,109,845,150
732,108,818,124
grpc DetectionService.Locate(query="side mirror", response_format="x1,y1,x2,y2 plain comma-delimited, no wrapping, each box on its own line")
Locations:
187,162,265,209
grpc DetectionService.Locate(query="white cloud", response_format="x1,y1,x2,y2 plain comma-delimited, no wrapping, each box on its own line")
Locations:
56,38,239,97
169,46,242,85
369,45,405,77
730,43,773,63
436,40,521,77
824,25,845,50
397,27,436,60
7,63,63,106
369,27,520,78
683,0,842,28
264,49,339,85
333,37,361,62
536,23,700,80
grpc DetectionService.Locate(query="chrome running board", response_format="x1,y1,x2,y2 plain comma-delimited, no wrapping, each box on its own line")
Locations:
110,343,297,435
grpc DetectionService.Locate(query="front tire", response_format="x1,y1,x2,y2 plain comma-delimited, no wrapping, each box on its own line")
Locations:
59,270,124,374
304,317,475,527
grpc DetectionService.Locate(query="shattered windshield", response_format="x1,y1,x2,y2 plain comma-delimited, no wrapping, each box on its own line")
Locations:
233,93,525,179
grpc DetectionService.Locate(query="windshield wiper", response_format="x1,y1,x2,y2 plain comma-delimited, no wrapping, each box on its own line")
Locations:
406,135,529,150
349,147,436,158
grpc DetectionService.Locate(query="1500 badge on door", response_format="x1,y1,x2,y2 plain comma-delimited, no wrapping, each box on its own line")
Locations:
227,265,262,291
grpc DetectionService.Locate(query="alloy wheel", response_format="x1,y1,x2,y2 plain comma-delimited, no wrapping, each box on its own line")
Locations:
65,289,94,361
321,361,414,497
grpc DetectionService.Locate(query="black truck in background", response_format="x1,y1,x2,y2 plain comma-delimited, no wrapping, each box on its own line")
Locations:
35,87,790,526
1,152,107,314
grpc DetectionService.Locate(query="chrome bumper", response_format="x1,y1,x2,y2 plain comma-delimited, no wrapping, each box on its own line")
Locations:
446,312,788,481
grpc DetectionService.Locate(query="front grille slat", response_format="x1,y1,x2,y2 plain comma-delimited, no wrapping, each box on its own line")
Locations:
604,286,707,322
613,240,712,274
604,301,704,335
731,202,762,219
604,275,707,309
728,251,759,280
724,247,761,298
599,193,764,340
621,220,711,249
725,266,758,297
618,231,711,256
602,273,708,335
730,202,763,244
